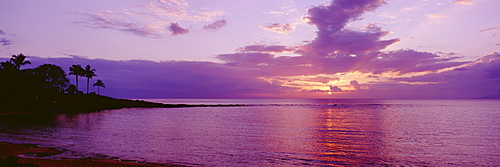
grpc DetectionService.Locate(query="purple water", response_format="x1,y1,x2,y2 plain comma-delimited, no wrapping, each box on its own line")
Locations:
1,99,499,166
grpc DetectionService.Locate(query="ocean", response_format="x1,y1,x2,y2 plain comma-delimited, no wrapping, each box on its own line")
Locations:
0,99,499,166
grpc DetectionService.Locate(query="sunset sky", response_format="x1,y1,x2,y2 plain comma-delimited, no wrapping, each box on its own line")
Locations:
1,0,499,99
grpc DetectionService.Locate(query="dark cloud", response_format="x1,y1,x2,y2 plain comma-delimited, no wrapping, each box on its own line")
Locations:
350,80,361,90
203,19,227,31
0,38,12,46
0,29,5,35
168,22,189,35
381,52,500,98
330,86,344,92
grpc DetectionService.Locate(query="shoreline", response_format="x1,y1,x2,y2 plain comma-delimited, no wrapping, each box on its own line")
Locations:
0,93,246,116
0,142,176,167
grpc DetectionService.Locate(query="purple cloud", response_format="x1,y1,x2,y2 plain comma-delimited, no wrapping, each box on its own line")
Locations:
303,0,397,57
330,86,344,92
203,19,227,31
363,49,467,74
308,25,400,56
350,80,361,90
0,29,5,35
370,52,500,98
305,0,386,34
0,38,12,46
219,48,466,76
6,51,495,99
168,23,189,35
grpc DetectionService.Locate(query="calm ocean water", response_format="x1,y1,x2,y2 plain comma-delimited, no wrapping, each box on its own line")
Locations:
1,99,499,166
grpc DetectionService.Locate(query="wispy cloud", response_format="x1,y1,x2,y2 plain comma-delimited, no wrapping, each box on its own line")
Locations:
0,29,13,46
138,0,223,22
168,23,189,35
202,19,227,31
260,23,294,34
79,10,162,37
453,0,474,5
0,38,12,46
426,13,446,19
480,26,500,32
237,45,294,53
75,0,224,37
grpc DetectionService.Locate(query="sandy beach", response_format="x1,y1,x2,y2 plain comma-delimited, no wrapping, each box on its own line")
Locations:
0,142,172,167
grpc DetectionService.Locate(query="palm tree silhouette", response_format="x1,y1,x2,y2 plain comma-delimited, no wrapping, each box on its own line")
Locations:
83,65,96,94
10,53,31,70
69,64,84,92
93,79,105,95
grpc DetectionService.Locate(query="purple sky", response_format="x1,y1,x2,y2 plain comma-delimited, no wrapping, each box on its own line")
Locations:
1,0,499,99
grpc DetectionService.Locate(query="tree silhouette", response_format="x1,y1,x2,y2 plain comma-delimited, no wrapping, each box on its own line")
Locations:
0,61,17,70
10,53,31,70
66,84,77,94
69,64,84,92
93,79,105,95
33,64,69,93
83,65,96,94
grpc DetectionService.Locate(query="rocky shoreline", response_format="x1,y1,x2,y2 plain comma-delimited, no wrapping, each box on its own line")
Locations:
0,142,177,167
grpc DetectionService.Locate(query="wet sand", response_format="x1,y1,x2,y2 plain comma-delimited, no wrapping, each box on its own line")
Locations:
0,142,174,167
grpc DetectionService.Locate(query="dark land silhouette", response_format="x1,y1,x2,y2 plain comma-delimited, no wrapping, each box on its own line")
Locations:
1,53,241,114
0,53,166,113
